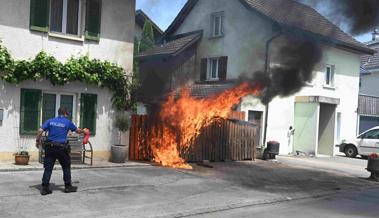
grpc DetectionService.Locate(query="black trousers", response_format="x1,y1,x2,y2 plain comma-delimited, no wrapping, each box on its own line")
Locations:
42,145,71,187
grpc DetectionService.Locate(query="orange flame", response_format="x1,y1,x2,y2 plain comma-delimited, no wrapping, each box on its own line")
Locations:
150,82,262,169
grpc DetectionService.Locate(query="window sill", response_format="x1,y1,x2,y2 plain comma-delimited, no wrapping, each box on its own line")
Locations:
206,78,220,82
323,85,336,90
48,32,85,42
209,34,224,40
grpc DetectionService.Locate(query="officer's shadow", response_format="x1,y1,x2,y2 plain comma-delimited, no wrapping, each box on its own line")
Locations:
30,181,79,193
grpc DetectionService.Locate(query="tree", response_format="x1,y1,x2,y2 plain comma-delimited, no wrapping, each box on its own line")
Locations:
139,21,155,53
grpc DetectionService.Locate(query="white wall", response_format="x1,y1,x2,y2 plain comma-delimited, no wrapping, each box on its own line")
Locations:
173,0,273,80
0,80,119,154
0,0,135,71
0,0,135,159
266,45,361,154
170,0,362,156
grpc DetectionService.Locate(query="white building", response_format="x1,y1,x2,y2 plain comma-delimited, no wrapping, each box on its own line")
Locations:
137,0,374,156
359,31,379,134
0,0,135,161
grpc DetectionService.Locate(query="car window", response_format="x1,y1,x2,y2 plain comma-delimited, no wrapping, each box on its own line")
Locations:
363,130,379,139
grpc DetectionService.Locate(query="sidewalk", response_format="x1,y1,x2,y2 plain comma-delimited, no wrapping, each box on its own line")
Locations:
0,158,151,172
276,155,371,178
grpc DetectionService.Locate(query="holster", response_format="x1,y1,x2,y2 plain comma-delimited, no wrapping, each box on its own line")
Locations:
44,141,70,153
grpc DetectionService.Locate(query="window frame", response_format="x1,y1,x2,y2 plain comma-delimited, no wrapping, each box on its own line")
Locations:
211,12,224,38
49,0,83,36
207,57,220,81
324,65,335,88
41,91,77,124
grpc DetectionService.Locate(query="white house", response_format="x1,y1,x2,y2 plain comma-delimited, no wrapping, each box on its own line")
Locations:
0,0,135,161
359,30,379,134
137,0,374,156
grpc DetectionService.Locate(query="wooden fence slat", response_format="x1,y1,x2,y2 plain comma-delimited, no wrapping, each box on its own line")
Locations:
129,115,258,163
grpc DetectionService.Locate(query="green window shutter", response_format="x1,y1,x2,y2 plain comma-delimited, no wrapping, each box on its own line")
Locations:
80,94,97,135
30,0,50,32
42,93,56,124
20,89,42,135
218,56,228,81
85,0,102,41
200,58,207,81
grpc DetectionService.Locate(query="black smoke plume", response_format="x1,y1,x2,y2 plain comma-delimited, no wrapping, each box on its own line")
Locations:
244,34,322,104
301,0,379,35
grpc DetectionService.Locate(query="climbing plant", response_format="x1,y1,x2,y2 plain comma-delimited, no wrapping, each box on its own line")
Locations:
0,42,132,110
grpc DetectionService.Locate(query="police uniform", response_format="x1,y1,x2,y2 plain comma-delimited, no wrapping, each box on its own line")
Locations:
41,116,77,189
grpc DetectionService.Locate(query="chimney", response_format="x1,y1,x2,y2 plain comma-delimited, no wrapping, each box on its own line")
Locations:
372,29,379,41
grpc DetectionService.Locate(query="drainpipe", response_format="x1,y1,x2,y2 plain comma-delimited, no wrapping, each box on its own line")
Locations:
262,31,283,147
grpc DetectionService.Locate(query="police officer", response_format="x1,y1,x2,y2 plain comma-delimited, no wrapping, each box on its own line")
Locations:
36,107,84,195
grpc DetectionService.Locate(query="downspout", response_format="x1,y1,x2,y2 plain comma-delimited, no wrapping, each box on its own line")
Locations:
262,31,283,147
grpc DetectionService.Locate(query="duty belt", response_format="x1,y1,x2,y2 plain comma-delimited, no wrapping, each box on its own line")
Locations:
44,141,68,148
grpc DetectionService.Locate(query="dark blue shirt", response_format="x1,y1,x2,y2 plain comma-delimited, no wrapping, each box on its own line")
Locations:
41,116,77,143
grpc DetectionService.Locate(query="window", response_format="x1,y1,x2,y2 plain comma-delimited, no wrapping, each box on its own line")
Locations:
211,12,224,38
208,58,219,80
200,57,228,81
41,92,76,123
20,89,97,135
50,0,81,35
30,0,102,41
325,65,335,87
362,130,379,139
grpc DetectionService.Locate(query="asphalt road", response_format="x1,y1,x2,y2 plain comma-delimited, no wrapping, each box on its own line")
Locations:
189,188,379,218
0,156,378,218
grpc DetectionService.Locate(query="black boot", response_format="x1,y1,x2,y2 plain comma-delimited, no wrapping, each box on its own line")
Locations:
41,186,52,195
64,184,78,193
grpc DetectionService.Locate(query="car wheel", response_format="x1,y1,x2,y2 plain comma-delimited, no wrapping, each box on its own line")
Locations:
344,145,358,158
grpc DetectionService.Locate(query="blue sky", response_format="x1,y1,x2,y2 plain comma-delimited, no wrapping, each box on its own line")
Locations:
136,0,372,42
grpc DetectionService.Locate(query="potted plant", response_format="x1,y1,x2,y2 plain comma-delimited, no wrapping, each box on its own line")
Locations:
367,153,379,181
14,151,30,165
111,113,131,163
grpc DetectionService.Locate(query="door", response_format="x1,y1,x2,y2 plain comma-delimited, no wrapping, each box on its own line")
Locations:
358,129,379,155
248,111,263,146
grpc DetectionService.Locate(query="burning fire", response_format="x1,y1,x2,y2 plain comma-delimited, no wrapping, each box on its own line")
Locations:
150,82,262,169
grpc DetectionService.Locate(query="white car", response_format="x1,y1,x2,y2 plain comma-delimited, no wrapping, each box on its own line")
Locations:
339,126,379,158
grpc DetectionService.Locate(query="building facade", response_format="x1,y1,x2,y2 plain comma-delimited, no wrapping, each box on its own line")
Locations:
0,0,135,161
359,32,379,134
138,0,374,156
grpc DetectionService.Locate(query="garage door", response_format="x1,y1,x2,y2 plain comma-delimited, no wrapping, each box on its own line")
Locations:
359,116,379,134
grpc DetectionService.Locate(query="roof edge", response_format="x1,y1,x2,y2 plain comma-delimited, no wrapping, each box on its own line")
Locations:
162,0,199,38
135,9,163,34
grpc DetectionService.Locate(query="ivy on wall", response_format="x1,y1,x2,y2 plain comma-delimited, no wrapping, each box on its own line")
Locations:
0,42,132,110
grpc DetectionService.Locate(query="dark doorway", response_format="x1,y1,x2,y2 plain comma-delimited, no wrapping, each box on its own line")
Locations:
248,111,263,146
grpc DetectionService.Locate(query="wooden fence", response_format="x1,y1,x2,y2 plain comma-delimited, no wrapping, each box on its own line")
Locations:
129,114,257,162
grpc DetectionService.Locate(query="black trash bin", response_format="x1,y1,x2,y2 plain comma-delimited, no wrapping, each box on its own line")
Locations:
263,141,280,160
